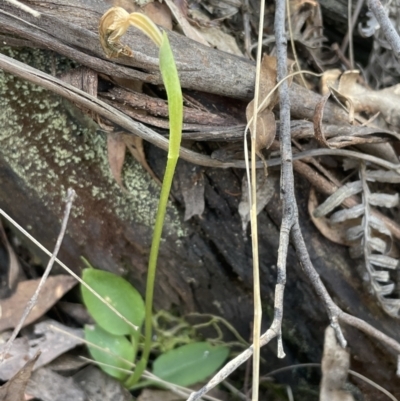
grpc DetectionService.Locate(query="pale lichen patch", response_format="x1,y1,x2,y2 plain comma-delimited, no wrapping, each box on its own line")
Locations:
0,47,186,239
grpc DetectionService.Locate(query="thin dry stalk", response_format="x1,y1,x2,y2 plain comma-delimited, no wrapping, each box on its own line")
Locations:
249,0,266,398
0,188,76,363
348,0,355,68
286,0,307,87
341,0,365,56
3,0,40,17
186,328,278,401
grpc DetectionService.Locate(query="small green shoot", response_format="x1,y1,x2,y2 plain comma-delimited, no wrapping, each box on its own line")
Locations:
80,7,230,390
99,6,183,386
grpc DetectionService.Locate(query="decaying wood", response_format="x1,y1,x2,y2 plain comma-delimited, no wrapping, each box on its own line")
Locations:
1,0,351,126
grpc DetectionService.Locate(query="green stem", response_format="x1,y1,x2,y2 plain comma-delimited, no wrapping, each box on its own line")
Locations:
125,32,182,388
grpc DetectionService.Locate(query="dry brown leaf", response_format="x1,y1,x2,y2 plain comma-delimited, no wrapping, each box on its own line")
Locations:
238,171,278,232
0,320,84,381
308,188,352,246
0,275,77,331
74,365,133,401
313,93,335,149
320,327,354,401
0,338,29,381
143,1,173,30
330,86,355,124
164,0,209,46
0,351,40,401
124,135,161,184
257,55,279,109
110,0,139,14
188,9,243,56
246,55,279,165
246,105,276,165
30,320,84,370
321,69,400,129
26,368,85,401
107,132,127,191
312,91,397,148
289,0,324,71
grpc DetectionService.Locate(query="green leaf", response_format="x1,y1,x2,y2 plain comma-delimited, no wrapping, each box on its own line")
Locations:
81,268,145,335
84,324,135,381
152,342,229,386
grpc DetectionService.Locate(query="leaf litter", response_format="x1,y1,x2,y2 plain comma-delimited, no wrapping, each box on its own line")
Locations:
0,275,77,331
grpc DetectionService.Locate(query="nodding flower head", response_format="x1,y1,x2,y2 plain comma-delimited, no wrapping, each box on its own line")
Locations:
99,7,163,59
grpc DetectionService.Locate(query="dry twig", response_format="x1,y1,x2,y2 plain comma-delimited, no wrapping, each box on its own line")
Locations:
3,0,40,17
367,0,400,57
187,1,400,398
0,188,76,363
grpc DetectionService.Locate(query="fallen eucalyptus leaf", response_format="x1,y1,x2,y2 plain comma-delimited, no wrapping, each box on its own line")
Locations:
0,352,40,401
107,132,127,191
0,320,84,381
74,365,133,401
143,1,172,30
238,171,277,232
0,338,29,381
246,55,279,162
320,327,354,401
31,320,84,371
0,275,77,331
26,368,85,401
164,0,209,46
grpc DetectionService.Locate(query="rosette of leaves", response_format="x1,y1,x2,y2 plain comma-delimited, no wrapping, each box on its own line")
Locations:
313,162,400,318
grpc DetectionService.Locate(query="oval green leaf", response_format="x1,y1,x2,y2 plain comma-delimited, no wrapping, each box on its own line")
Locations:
152,342,229,386
81,268,145,335
84,324,135,381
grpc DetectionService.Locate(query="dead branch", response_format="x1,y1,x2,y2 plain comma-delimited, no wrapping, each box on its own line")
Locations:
367,0,400,58
0,0,355,126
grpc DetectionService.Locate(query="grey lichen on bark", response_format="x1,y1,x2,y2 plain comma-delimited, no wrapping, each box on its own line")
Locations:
0,46,186,243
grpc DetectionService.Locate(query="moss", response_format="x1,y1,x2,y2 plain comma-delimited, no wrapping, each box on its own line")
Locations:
0,47,186,239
